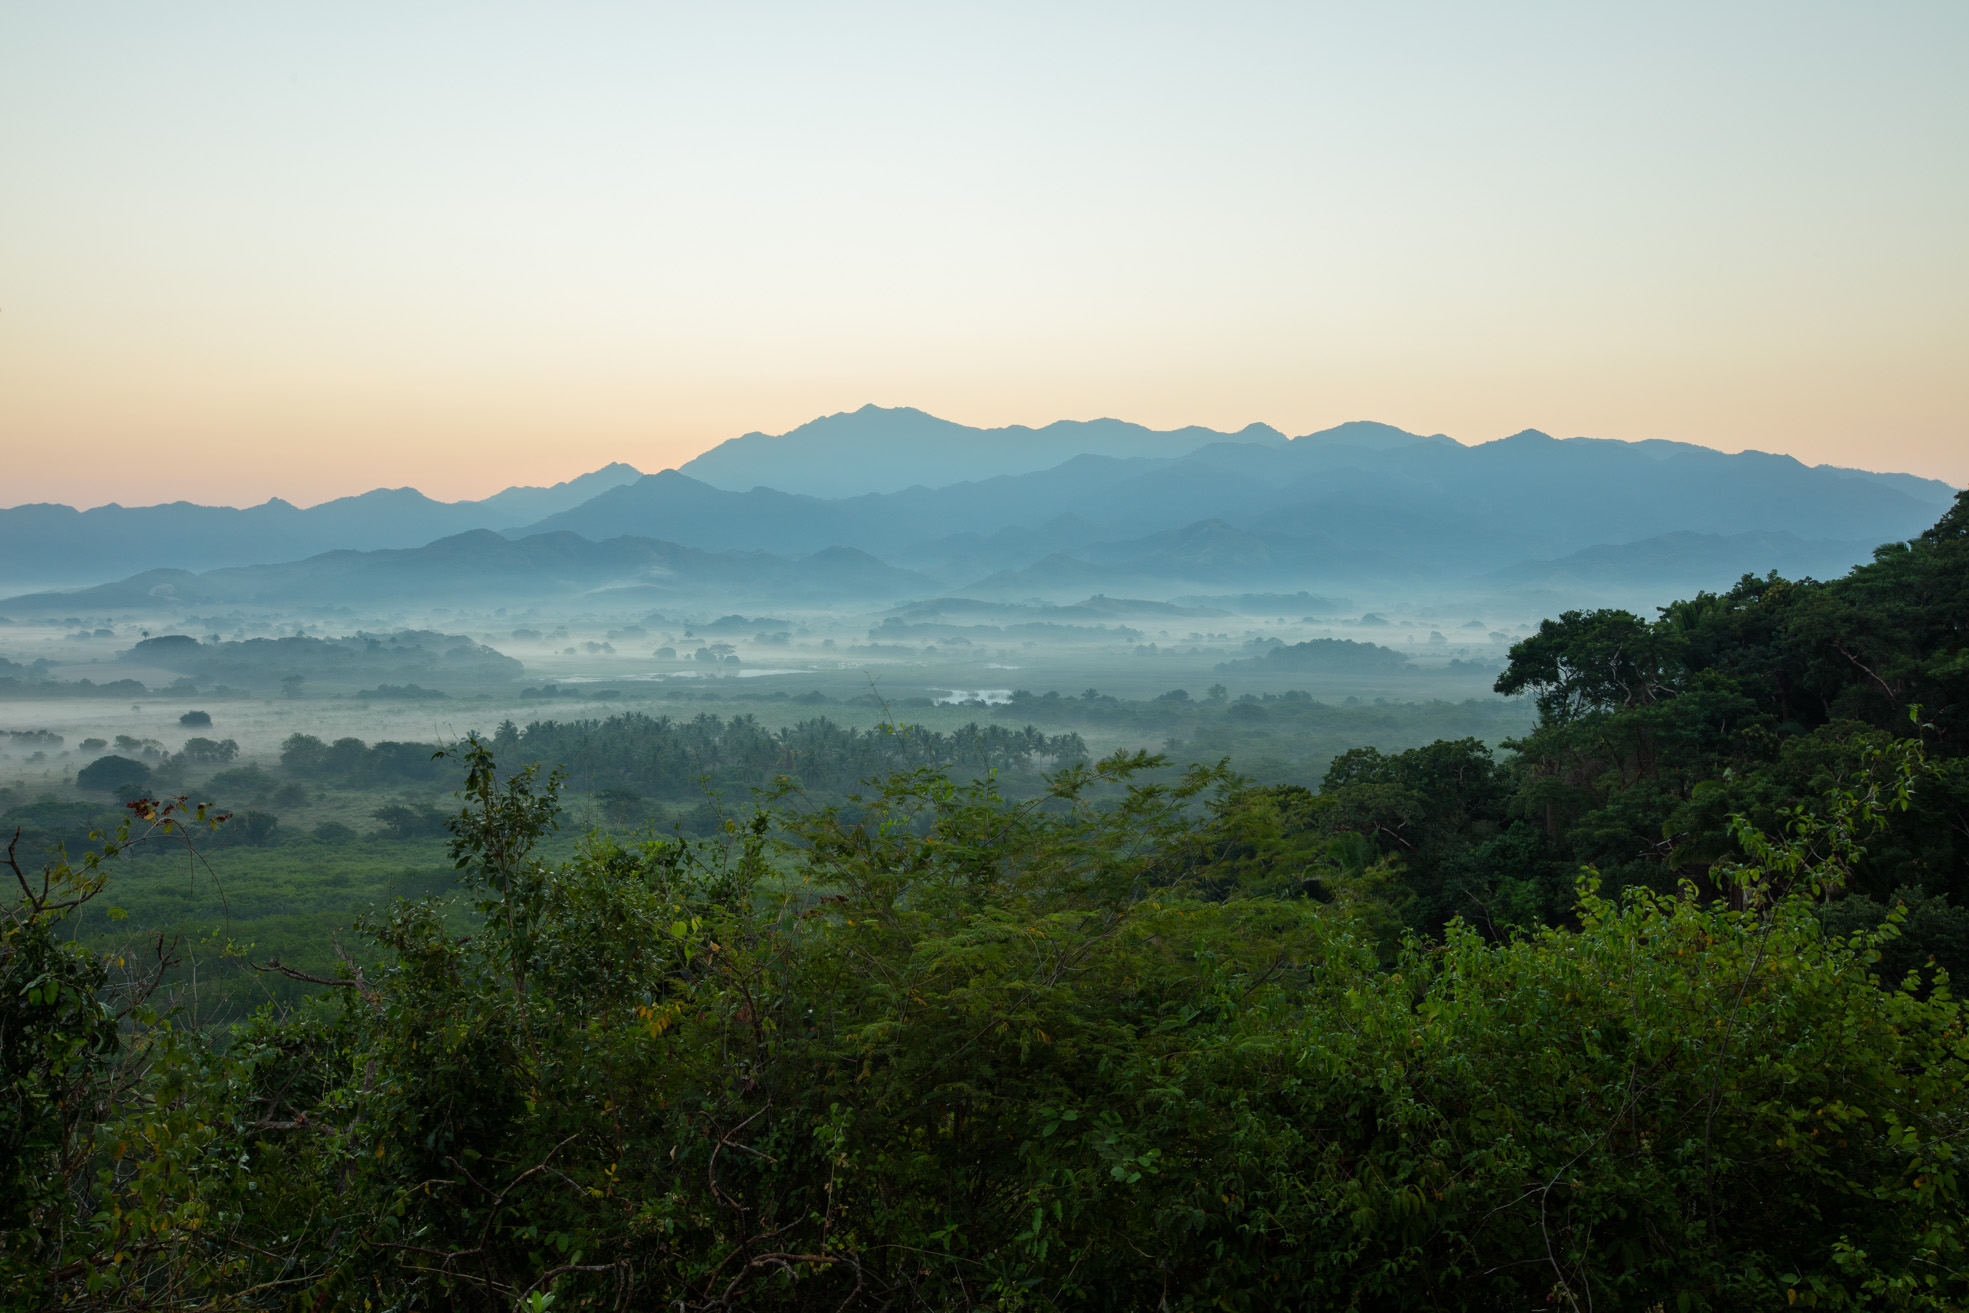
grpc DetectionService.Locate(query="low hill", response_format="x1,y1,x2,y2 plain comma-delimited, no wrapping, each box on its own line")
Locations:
518,471,861,555
1216,637,1412,674
0,530,936,614
125,630,525,692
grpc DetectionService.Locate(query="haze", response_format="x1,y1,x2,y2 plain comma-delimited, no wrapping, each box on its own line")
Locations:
3,0,1964,507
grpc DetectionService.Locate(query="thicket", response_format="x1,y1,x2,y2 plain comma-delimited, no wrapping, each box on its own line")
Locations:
484,712,1089,799
280,734,459,787
4,733,1965,1310
1209,491,1969,980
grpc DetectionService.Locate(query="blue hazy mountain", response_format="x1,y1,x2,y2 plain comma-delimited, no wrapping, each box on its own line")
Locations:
0,463,642,590
513,424,1954,596
675,404,1293,497
1474,531,1884,594
4,408,1958,607
0,530,934,613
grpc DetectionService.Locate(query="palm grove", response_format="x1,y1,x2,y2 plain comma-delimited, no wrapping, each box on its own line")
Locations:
6,496,1969,1310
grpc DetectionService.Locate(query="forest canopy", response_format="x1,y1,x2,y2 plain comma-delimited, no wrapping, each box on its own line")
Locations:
1168,489,1969,982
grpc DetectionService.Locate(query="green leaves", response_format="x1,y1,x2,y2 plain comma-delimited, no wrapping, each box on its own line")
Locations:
1496,607,1688,723
446,732,566,897
10,730,1969,1310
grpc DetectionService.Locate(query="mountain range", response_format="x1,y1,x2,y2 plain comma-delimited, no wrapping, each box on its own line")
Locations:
675,405,1293,497
0,532,934,614
2,408,1957,612
0,463,644,591
534,423,1946,578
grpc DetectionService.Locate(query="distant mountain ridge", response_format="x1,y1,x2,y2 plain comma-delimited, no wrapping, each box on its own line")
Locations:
2,407,1957,607
1475,531,1881,592
676,405,1299,497
511,424,1954,598
0,463,643,591
0,530,934,613
0,412,1472,589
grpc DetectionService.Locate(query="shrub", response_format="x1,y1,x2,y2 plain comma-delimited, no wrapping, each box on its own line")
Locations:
370,802,449,838
9,740,1965,1310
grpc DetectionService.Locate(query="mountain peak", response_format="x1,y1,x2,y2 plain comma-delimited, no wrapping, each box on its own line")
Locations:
1292,421,1456,450
680,408,1299,498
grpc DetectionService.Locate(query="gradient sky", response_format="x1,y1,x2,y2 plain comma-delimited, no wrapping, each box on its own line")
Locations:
4,1,1965,508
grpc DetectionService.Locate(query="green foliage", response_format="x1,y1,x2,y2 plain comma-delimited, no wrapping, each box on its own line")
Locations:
219,809,281,847
1,797,230,1302
177,735,240,766
0,797,125,866
1240,635,1412,673
63,836,459,1020
1494,606,1683,722
1004,687,1530,788
370,802,451,839
1222,492,1969,977
75,754,150,798
1558,556,1960,889
280,733,459,786
500,711,1088,798
7,737,1966,1310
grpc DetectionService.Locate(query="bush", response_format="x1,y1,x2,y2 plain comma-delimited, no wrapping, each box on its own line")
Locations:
216,810,280,846
370,802,449,838
206,763,277,801
9,741,1966,1310
0,797,120,860
75,754,148,797
178,709,212,727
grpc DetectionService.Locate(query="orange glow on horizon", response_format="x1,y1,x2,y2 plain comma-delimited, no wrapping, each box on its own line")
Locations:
3,3,1962,507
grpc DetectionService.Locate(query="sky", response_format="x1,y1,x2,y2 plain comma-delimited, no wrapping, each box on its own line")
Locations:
3,1,1965,508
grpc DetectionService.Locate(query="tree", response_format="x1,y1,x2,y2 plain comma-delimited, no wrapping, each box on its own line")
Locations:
176,736,239,766
2,799,230,1301
1494,607,1684,723
75,754,149,798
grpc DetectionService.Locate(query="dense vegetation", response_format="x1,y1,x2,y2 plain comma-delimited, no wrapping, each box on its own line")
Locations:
270,714,1085,803
6,733,1965,1309
3,494,1965,1309
131,630,525,693
990,685,1526,787
1193,492,1969,981
477,712,1088,799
